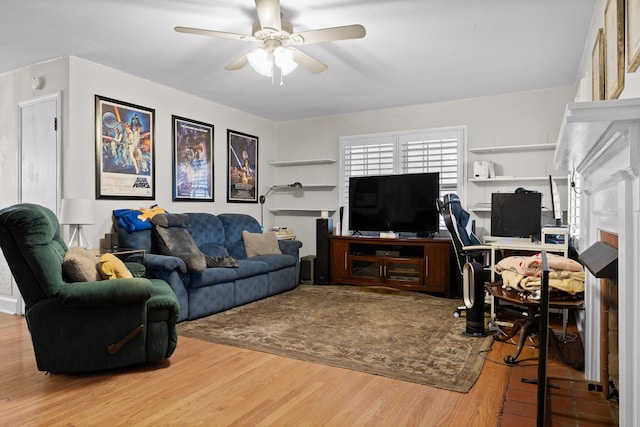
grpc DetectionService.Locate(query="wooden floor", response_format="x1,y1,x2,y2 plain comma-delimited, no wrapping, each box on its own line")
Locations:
0,311,603,426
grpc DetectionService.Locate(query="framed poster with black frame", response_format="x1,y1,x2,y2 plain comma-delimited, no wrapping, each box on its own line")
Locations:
227,129,258,203
95,95,155,200
172,115,214,202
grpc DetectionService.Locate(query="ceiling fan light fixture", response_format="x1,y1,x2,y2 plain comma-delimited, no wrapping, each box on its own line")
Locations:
247,47,273,77
274,46,297,76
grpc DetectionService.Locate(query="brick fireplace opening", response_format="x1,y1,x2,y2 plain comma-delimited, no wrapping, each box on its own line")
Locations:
599,231,618,418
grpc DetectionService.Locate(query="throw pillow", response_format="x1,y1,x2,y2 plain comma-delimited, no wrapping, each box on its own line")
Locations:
242,230,282,257
151,213,190,228
151,214,206,273
63,247,101,282
99,253,133,280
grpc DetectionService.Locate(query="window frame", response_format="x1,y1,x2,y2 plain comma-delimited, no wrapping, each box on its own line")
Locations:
339,126,467,233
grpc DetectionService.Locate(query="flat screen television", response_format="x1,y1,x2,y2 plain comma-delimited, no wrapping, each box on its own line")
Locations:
348,172,440,236
491,192,542,238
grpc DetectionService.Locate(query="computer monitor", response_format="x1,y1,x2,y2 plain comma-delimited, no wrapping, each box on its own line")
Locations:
491,192,542,238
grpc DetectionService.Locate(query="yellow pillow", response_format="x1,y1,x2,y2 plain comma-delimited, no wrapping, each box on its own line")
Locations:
99,253,133,280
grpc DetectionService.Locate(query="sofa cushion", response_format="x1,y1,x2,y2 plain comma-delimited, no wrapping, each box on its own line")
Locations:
152,214,206,273
188,267,238,289
186,213,226,249
63,247,101,282
217,213,262,259
233,259,270,280
249,253,296,271
242,231,282,257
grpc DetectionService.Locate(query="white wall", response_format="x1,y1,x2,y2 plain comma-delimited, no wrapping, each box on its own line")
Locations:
275,87,575,255
66,57,276,245
573,0,640,102
0,56,276,312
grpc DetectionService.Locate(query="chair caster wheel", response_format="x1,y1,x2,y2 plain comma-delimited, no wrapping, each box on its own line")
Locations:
504,355,518,365
453,309,461,318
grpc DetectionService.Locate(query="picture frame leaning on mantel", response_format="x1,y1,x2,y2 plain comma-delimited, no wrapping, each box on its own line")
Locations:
604,0,625,100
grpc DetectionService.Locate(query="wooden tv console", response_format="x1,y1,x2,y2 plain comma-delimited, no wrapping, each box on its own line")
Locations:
329,235,452,296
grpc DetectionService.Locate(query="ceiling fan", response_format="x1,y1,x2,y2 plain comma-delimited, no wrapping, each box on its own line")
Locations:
175,0,366,77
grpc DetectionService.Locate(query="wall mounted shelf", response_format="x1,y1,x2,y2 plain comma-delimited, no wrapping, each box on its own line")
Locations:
469,175,565,183
469,143,557,154
269,159,336,167
273,184,335,191
269,208,336,215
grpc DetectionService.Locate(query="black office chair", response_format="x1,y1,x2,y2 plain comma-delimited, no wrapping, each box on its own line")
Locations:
437,194,491,336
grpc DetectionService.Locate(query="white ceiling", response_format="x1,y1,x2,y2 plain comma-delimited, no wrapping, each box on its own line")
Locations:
1,0,595,121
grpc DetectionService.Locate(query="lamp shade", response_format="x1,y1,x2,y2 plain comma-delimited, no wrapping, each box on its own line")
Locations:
59,199,94,225
248,46,298,78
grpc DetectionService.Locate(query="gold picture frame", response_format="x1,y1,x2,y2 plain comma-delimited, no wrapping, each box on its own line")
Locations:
593,28,605,101
605,0,625,99
628,0,640,72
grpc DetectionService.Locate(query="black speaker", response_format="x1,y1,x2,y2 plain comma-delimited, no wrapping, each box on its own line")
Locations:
315,218,332,285
339,206,344,235
300,255,315,284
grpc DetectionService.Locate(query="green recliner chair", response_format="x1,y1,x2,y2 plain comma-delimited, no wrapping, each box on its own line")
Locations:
0,203,180,373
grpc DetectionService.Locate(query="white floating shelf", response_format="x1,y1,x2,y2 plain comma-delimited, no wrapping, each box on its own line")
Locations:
269,159,336,167
469,143,557,154
274,184,335,191
470,208,491,213
269,208,336,215
470,175,566,183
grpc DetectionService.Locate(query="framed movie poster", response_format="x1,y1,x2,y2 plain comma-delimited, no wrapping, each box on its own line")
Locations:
95,95,155,199
227,129,258,203
604,0,625,99
172,116,214,201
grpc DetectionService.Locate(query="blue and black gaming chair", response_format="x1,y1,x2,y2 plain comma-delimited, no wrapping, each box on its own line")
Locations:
437,194,490,336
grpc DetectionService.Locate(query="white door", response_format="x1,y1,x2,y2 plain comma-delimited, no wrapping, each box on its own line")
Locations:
20,93,60,211
10,93,61,314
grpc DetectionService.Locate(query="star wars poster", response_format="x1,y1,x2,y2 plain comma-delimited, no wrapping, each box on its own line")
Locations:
227,129,258,203
95,95,155,199
172,116,214,201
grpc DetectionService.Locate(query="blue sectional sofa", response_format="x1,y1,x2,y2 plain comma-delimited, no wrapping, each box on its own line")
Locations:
115,212,302,322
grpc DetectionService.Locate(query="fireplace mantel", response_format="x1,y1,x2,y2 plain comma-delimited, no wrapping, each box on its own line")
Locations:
556,98,640,427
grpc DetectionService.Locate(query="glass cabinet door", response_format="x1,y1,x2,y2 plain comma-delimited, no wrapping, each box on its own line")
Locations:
350,256,381,279
384,258,423,284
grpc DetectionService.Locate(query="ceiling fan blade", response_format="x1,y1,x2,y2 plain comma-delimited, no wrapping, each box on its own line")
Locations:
290,24,366,45
255,0,281,31
224,54,249,71
175,26,257,42
293,49,327,74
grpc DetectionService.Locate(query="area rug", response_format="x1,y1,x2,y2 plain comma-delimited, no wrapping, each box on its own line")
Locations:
177,285,493,393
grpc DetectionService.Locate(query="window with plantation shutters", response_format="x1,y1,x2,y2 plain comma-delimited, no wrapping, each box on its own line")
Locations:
339,126,466,232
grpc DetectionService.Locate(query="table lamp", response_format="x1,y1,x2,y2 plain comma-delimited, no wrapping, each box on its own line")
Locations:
59,198,94,248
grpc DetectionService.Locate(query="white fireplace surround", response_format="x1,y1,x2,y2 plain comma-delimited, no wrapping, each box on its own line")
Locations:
556,98,640,427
